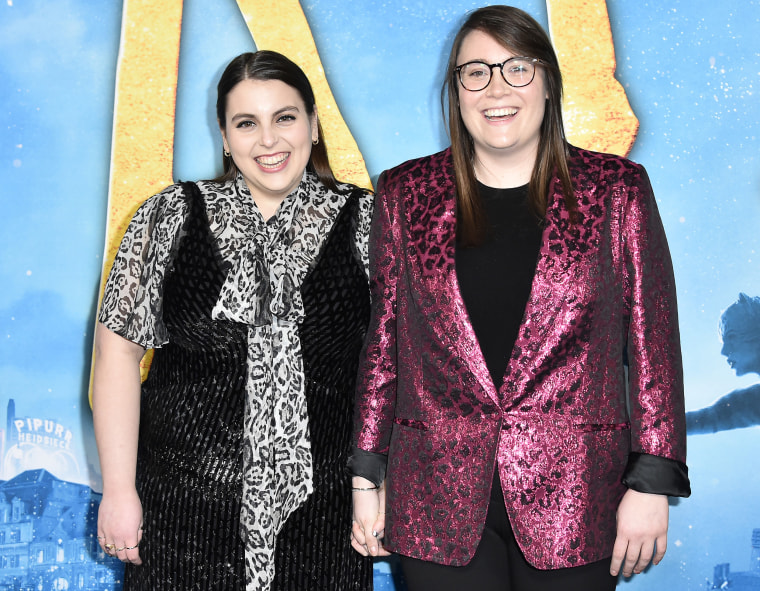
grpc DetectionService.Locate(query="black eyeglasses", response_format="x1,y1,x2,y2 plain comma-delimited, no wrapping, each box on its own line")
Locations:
455,57,544,91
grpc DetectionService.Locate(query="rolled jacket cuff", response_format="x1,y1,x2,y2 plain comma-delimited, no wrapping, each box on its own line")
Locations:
622,451,691,497
347,447,387,487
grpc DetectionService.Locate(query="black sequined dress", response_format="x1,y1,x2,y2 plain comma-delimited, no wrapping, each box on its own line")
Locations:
123,184,373,590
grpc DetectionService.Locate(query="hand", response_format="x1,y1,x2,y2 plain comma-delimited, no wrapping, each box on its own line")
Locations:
351,477,391,557
98,487,144,565
610,489,668,577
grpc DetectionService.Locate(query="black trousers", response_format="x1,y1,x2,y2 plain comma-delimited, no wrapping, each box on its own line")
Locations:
399,479,618,591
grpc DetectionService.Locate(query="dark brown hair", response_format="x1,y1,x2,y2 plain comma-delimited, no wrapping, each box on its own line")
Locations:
215,50,339,191
442,5,575,245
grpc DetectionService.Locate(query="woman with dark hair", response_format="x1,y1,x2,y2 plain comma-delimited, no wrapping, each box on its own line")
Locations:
93,50,373,590
350,5,690,590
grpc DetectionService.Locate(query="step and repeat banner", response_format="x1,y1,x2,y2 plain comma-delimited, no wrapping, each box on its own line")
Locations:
1,1,759,589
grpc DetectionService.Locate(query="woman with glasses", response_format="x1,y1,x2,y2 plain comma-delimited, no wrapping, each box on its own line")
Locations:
349,5,690,590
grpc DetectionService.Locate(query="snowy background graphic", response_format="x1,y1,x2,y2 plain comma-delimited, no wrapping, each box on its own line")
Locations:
1,0,759,588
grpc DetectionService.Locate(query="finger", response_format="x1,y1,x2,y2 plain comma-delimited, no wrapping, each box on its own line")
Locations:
371,516,386,548
622,543,641,578
372,535,392,557
114,539,128,560
120,543,143,565
351,535,370,556
609,536,627,576
653,534,667,565
373,515,386,535
128,524,144,564
633,540,654,574
351,520,367,546
354,516,381,556
366,525,381,556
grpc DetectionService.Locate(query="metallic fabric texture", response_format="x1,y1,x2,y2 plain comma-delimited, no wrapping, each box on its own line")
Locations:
354,145,688,570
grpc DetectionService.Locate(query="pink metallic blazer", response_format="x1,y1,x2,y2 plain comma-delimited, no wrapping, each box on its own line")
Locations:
353,146,688,569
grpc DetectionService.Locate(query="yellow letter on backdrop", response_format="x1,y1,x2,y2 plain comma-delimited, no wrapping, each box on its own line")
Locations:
92,0,637,398
547,0,639,155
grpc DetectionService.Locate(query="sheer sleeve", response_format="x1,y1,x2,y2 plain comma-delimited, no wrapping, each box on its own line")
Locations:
98,184,189,348
349,186,374,280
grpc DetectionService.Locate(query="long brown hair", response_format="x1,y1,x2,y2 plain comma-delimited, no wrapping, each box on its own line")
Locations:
442,5,575,245
214,50,339,192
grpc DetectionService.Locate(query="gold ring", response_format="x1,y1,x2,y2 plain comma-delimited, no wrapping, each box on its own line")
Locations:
104,544,116,551
115,546,126,552
125,544,139,550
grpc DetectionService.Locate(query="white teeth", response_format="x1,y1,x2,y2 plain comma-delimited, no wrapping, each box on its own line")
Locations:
255,153,288,167
484,107,517,118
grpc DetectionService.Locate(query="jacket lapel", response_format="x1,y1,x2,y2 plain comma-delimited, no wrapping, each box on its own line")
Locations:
500,148,603,405
406,148,602,410
405,150,498,406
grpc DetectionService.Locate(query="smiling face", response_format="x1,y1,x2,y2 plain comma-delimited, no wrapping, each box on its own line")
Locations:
456,29,548,179
220,78,317,212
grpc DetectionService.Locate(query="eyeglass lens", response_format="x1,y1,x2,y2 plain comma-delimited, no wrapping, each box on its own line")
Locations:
458,58,536,91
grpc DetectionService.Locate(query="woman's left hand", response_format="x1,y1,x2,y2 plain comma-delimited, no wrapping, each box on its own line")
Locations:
351,477,391,557
610,489,669,577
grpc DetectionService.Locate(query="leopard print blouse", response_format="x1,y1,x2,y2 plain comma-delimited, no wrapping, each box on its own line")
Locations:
99,171,372,590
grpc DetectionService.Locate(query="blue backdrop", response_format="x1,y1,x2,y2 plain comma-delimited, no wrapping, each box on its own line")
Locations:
1,1,759,589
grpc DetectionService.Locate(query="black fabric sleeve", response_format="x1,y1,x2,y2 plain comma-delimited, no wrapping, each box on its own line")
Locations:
621,452,691,497
347,447,387,487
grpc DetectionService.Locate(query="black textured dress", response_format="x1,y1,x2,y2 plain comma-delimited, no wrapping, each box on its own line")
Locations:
123,183,373,590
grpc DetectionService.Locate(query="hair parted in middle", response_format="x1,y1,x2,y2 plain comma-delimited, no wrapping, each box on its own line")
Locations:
214,50,339,192
442,5,576,245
